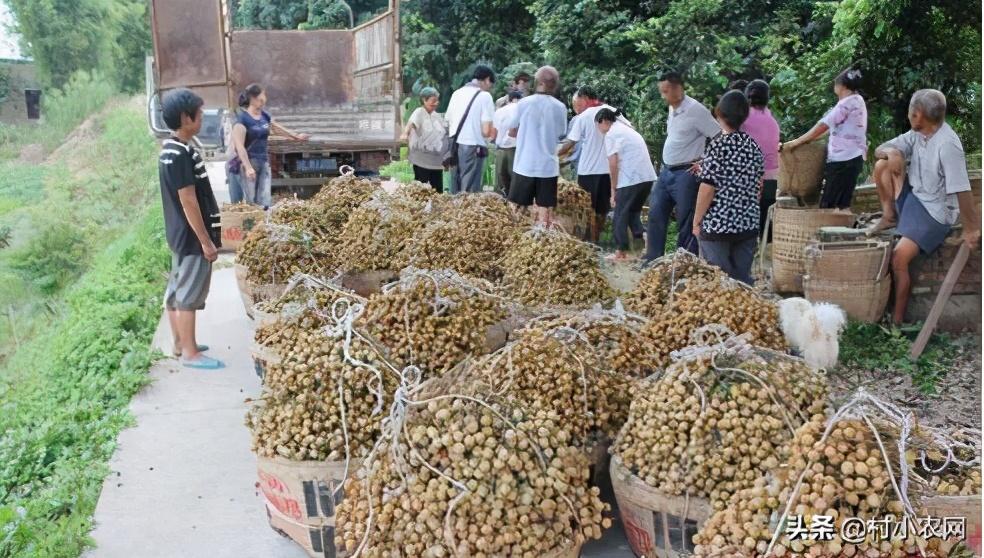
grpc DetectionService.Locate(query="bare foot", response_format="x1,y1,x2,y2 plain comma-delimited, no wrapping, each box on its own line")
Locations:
867,217,898,236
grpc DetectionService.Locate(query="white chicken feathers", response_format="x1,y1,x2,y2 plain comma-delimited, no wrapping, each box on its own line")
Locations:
778,297,847,370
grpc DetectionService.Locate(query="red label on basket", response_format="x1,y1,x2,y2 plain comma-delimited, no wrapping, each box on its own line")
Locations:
621,509,655,556
969,521,982,554
223,227,245,241
258,470,303,521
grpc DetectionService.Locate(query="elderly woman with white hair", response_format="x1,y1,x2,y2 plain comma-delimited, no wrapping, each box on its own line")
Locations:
870,88,981,324
401,86,448,192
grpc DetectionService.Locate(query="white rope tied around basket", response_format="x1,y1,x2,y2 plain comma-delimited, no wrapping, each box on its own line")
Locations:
918,427,981,474
764,388,927,558
346,369,580,558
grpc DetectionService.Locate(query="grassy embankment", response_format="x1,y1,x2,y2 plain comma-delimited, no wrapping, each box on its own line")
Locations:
0,72,170,557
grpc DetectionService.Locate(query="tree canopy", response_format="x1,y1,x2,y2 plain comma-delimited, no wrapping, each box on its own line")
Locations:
6,0,150,91
401,0,982,157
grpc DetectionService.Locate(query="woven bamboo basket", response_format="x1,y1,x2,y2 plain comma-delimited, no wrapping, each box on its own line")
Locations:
778,140,827,198
772,207,856,293
804,240,892,282
804,274,891,323
234,263,287,319
610,456,713,558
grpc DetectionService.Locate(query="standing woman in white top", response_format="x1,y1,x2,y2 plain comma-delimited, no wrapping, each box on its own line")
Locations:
596,108,657,261
783,67,867,209
401,87,448,193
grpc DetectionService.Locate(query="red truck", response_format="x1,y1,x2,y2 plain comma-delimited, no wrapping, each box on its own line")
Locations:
146,0,402,198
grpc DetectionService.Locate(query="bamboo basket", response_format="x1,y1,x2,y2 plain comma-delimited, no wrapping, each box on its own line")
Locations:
772,207,856,293
610,456,713,558
778,141,827,198
804,240,892,282
804,274,892,323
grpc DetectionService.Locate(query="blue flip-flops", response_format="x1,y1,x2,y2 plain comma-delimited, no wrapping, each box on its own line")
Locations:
181,354,225,370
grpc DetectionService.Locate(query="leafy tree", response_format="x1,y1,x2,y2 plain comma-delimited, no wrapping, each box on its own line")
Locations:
6,0,150,91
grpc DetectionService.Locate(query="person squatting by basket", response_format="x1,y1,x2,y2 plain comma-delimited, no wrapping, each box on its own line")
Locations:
505,65,568,226
445,65,497,193
868,89,981,324
228,83,309,209
692,90,764,285
559,86,632,243
782,67,868,210
491,90,522,196
643,72,721,263
401,86,448,193
158,89,225,370
596,107,655,262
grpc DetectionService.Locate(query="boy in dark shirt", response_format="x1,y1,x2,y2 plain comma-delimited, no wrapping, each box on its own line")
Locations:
159,88,224,369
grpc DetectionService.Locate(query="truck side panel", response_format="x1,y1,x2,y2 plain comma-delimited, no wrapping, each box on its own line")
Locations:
150,0,229,107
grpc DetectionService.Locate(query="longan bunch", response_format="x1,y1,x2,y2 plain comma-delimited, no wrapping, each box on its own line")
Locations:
555,178,593,221
637,279,785,368
466,325,631,445
336,190,439,272
222,200,264,213
499,227,615,307
335,386,611,557
521,309,657,379
625,249,725,318
612,349,827,510
392,180,442,203
247,324,400,461
694,416,951,558
237,223,331,283
406,194,527,281
253,281,359,320
270,199,343,256
310,175,377,233
908,427,983,497
354,271,509,376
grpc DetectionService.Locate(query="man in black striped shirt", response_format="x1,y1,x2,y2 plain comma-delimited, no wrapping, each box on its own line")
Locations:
158,88,224,370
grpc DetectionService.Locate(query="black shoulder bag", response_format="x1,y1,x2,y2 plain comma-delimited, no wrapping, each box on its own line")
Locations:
444,90,482,168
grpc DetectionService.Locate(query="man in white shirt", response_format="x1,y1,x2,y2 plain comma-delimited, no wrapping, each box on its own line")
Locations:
559,85,631,242
504,66,568,225
871,89,980,324
643,72,720,263
445,65,497,193
491,90,522,196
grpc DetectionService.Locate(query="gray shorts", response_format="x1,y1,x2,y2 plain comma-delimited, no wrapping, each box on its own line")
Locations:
164,253,212,311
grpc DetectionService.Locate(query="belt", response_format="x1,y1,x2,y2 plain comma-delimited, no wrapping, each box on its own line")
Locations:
665,162,696,172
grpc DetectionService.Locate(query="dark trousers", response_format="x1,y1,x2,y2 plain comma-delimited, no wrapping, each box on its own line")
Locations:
760,179,778,240
645,166,699,260
699,234,758,285
413,165,444,194
820,156,863,209
614,181,652,250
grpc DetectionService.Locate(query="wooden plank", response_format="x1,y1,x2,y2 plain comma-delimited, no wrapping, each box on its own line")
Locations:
910,242,971,359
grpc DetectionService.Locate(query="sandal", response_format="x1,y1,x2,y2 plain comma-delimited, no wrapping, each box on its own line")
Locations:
181,355,225,370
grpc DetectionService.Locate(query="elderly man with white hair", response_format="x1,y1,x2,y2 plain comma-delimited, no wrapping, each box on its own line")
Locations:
869,88,981,324
505,65,568,225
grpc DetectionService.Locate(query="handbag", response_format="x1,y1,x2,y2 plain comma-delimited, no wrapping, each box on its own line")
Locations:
226,124,257,175
444,89,483,168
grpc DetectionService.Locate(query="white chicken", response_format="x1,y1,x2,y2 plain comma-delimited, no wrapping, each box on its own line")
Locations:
778,297,847,371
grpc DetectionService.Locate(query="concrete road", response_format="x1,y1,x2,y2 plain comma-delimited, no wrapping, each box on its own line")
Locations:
85,162,634,557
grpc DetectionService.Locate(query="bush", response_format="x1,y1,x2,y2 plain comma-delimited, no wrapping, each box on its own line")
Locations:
8,219,91,295
0,208,169,558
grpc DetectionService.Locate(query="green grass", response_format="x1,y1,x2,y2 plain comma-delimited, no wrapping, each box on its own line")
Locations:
0,208,169,557
838,321,957,394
